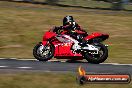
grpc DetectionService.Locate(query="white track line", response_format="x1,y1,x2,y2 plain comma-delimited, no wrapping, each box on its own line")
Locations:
0,58,6,59
17,67,32,69
49,60,63,62
10,58,17,59
121,64,132,66
18,59,36,61
0,66,8,68
101,63,132,66
0,58,17,60
60,61,66,62
112,63,132,66
100,63,119,64
0,58,132,66
44,70,51,72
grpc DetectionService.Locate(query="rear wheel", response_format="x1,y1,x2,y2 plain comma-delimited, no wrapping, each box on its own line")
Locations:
84,43,108,64
33,43,54,61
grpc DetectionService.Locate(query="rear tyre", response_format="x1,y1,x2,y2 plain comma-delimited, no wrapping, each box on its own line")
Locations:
84,43,108,64
33,42,54,61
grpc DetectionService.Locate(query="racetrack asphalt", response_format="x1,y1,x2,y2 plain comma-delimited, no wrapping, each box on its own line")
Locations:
0,58,132,74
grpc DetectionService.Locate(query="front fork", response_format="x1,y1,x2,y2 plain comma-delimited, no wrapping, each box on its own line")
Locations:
42,41,48,46
38,41,48,53
38,41,50,56
41,41,50,49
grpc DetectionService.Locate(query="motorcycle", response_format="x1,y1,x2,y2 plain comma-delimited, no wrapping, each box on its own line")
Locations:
33,27,109,64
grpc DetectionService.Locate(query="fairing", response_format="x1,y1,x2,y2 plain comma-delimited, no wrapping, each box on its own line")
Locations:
41,29,108,60
85,32,109,41
43,31,57,41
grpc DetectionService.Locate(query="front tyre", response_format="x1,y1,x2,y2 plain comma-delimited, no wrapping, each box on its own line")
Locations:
84,43,108,64
33,42,54,61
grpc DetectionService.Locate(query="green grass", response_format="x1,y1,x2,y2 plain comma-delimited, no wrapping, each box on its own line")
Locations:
0,1,132,63
0,73,131,88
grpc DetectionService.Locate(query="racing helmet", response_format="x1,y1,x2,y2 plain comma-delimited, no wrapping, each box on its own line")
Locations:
63,16,74,26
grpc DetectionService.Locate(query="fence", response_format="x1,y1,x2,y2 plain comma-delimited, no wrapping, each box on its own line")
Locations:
4,0,132,10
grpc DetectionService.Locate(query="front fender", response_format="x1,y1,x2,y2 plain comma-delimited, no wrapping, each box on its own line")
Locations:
43,31,57,41
42,41,48,46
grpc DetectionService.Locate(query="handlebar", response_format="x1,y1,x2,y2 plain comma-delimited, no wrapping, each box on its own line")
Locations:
50,26,87,35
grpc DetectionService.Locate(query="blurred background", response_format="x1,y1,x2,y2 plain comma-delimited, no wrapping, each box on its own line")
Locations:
0,1,132,88
4,0,132,10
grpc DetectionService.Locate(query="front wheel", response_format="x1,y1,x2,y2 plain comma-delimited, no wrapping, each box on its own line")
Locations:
84,43,108,64
33,42,54,61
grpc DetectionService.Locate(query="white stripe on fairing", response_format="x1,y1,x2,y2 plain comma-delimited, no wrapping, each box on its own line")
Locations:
17,67,32,69
63,35,79,43
0,66,8,68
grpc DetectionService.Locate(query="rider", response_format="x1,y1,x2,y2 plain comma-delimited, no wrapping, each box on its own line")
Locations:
56,16,88,46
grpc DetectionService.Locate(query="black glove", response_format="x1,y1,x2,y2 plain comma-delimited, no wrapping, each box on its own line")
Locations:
56,26,61,30
83,32,88,37
59,26,63,29
53,26,60,32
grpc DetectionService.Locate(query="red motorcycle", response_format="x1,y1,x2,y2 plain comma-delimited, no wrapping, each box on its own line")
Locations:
33,27,109,64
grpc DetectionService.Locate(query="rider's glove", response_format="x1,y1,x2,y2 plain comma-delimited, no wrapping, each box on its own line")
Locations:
59,26,63,29
54,26,61,30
